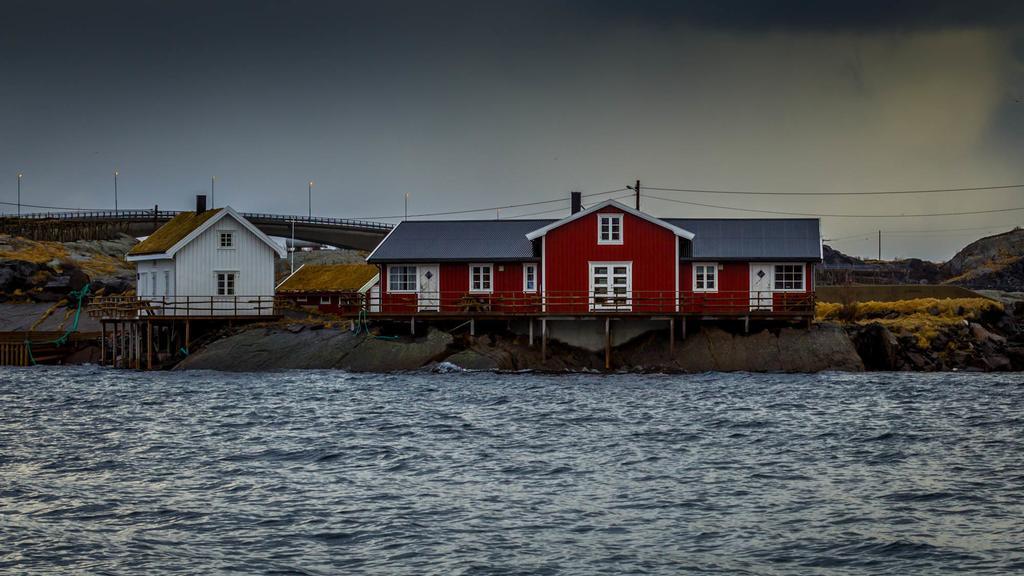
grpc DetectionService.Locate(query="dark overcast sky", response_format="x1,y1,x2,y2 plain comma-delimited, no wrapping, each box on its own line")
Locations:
3,0,1024,260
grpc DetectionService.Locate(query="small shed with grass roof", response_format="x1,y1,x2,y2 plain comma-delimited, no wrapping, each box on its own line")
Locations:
276,263,380,315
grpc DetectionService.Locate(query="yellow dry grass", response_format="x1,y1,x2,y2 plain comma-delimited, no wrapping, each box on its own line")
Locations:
0,237,68,264
277,264,378,293
816,297,1003,348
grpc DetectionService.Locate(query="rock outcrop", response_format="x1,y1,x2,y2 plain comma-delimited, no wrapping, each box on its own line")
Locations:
175,326,454,372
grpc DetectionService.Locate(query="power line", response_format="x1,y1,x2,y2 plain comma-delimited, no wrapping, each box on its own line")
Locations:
645,183,1024,196
643,193,1024,218
352,187,629,220
506,193,636,219
0,200,95,211
825,224,1022,242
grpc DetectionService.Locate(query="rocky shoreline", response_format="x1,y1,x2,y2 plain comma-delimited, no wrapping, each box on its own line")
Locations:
172,315,1023,373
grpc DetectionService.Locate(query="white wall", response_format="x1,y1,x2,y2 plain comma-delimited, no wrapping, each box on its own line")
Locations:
135,259,175,297
170,213,278,315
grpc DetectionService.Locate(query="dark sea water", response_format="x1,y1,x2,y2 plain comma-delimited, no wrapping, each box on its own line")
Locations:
2,367,1023,575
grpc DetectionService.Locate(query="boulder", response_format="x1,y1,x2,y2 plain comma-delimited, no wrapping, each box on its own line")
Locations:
847,323,899,370
969,322,1006,345
445,349,501,371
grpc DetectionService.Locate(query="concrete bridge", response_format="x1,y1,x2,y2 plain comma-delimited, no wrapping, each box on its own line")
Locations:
1,209,393,251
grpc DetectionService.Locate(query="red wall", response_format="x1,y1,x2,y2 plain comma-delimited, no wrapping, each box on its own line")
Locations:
543,206,678,313
680,262,750,314
379,262,542,314
680,261,814,314
285,292,364,315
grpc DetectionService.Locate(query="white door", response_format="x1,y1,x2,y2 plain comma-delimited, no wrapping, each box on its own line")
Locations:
590,262,632,311
750,264,773,311
417,264,439,311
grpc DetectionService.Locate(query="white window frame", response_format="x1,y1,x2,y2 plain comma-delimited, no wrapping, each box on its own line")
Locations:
296,296,308,303
589,261,632,311
597,213,624,245
320,295,331,305
693,262,718,293
522,263,537,293
387,265,417,293
150,272,157,296
469,263,493,293
772,263,806,292
215,271,237,296
218,230,235,249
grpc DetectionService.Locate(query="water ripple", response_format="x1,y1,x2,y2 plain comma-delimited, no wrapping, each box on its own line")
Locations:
1,367,1023,575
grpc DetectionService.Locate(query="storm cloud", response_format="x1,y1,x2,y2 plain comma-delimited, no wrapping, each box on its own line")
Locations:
3,0,1023,260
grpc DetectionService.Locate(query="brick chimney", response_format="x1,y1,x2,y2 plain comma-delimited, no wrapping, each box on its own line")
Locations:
196,194,207,214
571,191,582,214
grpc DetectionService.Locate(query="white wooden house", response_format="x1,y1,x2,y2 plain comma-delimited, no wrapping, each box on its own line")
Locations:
125,196,285,316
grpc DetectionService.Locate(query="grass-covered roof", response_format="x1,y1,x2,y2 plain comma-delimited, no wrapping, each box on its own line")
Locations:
277,264,379,293
128,209,223,256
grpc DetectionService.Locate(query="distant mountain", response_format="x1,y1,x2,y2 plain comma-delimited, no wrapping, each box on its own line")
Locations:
821,227,1024,291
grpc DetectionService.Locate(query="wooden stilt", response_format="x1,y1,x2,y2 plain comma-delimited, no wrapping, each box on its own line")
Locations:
185,320,191,351
100,322,106,366
528,318,534,346
604,317,611,370
744,315,750,334
470,318,475,336
669,317,675,353
681,317,687,340
146,321,153,371
410,316,415,336
541,318,547,363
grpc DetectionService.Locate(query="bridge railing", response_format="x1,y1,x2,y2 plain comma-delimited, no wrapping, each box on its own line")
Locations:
3,210,394,231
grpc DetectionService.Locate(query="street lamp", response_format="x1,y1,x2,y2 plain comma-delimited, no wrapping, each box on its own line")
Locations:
17,172,22,217
308,180,313,218
211,176,216,208
291,220,296,274
114,169,119,211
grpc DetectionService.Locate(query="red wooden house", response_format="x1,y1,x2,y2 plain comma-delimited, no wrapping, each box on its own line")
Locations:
366,198,820,317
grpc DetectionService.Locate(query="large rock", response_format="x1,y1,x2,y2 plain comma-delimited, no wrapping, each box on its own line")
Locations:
670,323,863,372
848,323,899,370
175,326,364,371
176,326,455,372
341,329,453,371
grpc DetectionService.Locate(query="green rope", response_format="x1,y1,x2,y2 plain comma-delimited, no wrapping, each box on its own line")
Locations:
23,283,91,366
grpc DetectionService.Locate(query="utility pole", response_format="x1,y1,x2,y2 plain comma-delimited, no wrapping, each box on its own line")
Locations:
211,176,216,208
878,230,881,261
17,172,22,217
114,169,119,211
635,179,640,210
308,181,313,218
404,192,409,221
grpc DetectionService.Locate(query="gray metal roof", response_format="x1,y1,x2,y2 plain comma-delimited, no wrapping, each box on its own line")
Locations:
368,217,821,262
666,218,821,261
367,220,554,262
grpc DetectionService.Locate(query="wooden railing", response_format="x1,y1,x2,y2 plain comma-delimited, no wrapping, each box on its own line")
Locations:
90,295,279,319
357,290,815,315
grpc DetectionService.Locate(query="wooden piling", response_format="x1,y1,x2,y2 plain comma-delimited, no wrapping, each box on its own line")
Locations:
146,321,153,371
541,318,547,363
604,317,611,370
669,317,675,353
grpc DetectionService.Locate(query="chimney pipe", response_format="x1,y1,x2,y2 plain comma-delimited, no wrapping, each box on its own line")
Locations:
196,194,207,214
570,191,582,214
